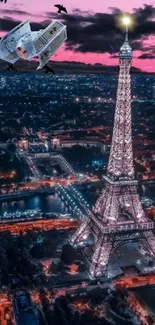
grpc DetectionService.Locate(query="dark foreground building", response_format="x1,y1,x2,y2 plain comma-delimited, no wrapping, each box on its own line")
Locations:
13,292,39,325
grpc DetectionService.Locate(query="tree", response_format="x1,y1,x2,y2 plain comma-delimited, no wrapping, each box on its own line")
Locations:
7,143,17,154
50,260,64,274
0,247,8,282
61,244,77,264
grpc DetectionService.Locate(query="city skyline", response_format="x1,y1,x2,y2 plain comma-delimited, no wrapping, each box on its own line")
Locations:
0,50,155,323
0,0,155,319
0,1,155,72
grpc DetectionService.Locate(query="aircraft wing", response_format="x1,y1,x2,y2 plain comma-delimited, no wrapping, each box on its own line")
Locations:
2,51,19,64
0,41,19,64
0,19,31,64
1,19,31,51
32,21,67,69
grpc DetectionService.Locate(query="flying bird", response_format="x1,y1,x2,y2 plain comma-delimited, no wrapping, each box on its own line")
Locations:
7,63,18,72
44,64,55,74
0,0,7,3
54,4,67,13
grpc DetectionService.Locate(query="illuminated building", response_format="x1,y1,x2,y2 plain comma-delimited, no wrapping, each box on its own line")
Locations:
52,137,61,149
17,139,29,151
60,139,106,153
71,19,155,278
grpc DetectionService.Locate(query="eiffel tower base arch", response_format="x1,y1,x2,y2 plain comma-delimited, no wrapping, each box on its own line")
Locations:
88,230,155,278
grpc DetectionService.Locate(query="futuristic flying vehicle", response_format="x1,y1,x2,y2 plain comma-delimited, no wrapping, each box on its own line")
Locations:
0,19,67,70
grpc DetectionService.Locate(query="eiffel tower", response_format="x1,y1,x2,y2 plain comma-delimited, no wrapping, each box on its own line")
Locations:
70,23,155,278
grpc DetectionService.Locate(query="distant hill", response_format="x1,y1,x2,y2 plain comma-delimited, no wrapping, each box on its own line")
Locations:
0,59,154,74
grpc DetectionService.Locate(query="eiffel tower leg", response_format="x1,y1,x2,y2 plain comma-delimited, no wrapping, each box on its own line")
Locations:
71,219,90,244
121,186,146,222
90,236,113,277
144,231,155,257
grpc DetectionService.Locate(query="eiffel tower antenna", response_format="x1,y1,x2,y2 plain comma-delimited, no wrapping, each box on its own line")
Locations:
122,16,130,41
125,24,128,41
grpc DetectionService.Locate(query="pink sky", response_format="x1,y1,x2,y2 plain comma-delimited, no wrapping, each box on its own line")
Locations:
1,0,155,72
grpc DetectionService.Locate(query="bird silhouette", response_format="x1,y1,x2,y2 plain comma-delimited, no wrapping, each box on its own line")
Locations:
54,4,67,13
7,63,18,72
0,0,7,3
44,64,55,74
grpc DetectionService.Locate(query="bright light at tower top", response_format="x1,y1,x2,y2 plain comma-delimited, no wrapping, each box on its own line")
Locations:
122,16,131,26
115,14,135,33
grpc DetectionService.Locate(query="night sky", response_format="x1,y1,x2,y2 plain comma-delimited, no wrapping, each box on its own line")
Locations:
0,1,155,72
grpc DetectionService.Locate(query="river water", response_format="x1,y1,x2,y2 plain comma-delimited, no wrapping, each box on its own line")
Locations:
0,194,66,216
140,184,155,201
0,183,154,216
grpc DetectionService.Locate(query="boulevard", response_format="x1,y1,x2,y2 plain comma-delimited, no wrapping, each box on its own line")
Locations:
0,218,80,235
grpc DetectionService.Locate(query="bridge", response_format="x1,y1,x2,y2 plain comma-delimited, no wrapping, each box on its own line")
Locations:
0,187,55,201
50,275,155,298
56,184,90,219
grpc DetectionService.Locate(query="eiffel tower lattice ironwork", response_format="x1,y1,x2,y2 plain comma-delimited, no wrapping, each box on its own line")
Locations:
70,26,155,277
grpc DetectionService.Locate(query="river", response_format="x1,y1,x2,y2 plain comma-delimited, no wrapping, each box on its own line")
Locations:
140,184,155,201
0,194,66,216
0,183,154,216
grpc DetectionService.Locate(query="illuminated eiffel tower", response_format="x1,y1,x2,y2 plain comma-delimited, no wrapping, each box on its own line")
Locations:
70,21,155,277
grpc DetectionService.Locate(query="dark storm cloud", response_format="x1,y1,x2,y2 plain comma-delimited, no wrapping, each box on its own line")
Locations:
63,4,155,54
45,11,124,54
46,4,155,54
110,55,118,58
1,4,155,56
0,9,46,19
133,4,155,19
108,7,121,14
138,53,155,59
0,9,29,15
0,17,47,32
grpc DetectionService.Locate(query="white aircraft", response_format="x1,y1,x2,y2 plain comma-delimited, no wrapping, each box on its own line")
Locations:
0,18,67,70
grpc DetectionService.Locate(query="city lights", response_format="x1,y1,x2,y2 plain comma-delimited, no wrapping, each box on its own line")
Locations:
0,11,154,323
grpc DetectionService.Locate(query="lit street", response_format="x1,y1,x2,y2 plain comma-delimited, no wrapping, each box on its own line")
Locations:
0,218,80,235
